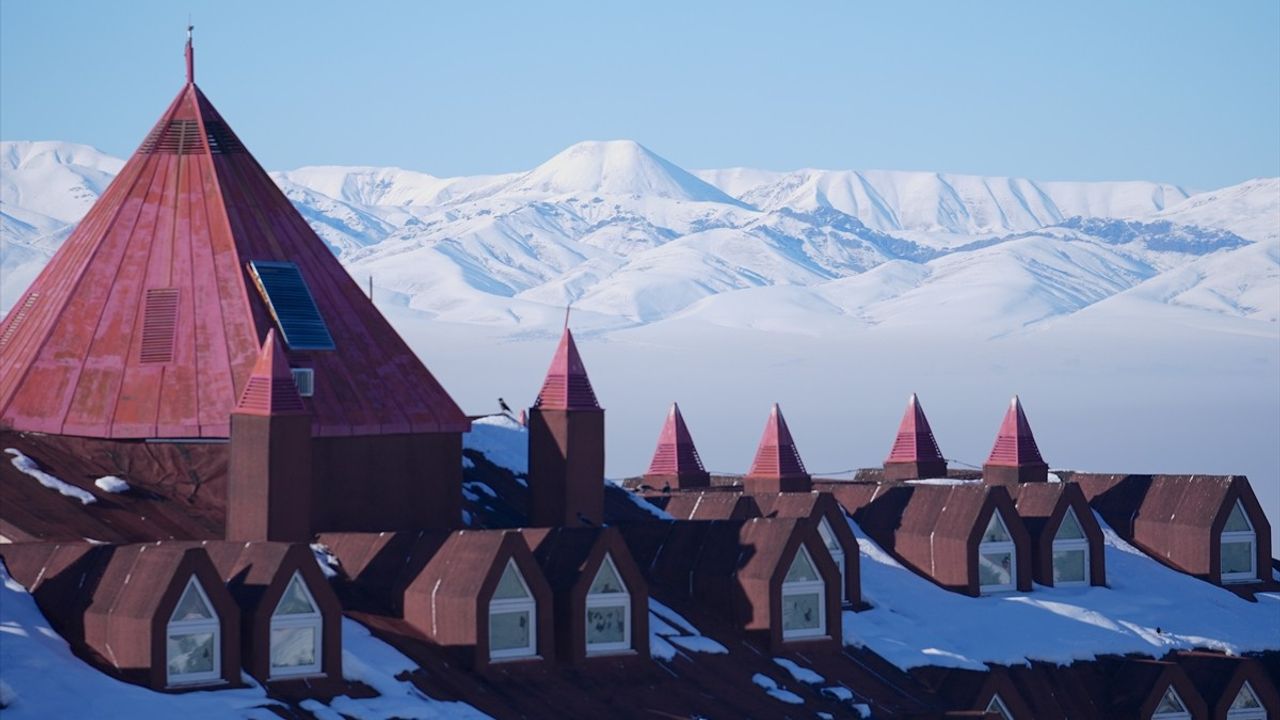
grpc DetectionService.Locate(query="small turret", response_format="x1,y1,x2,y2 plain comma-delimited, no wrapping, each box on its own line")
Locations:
644,403,711,489
743,404,811,493
983,396,1049,485
883,393,948,481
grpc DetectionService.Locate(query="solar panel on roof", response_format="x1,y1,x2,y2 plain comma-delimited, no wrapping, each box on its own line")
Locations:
247,260,335,351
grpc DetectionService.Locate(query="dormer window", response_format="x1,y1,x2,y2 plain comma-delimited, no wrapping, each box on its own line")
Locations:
1227,681,1266,719
1052,507,1089,586
817,517,847,604
1221,500,1256,583
585,554,630,655
979,510,1016,594
270,572,323,678
781,545,826,640
489,560,537,660
1152,686,1191,720
986,694,1014,720
166,577,221,686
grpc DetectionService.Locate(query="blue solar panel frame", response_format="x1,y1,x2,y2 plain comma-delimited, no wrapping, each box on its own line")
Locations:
247,260,336,351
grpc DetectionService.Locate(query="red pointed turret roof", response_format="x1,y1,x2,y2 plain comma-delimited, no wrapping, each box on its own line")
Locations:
533,328,600,410
0,40,467,438
646,403,707,476
747,404,808,478
886,393,945,464
234,329,305,416
985,396,1046,466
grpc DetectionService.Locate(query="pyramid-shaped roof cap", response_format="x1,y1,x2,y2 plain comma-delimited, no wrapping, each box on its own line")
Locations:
533,327,600,410
886,393,945,464
234,329,306,416
645,403,707,476
0,35,468,438
985,396,1046,467
747,404,808,479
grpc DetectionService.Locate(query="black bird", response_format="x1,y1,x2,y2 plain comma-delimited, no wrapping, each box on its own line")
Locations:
498,397,513,415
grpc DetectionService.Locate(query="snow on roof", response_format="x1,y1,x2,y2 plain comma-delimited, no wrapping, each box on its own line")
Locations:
463,415,528,475
844,512,1280,670
5,449,95,505
92,476,129,494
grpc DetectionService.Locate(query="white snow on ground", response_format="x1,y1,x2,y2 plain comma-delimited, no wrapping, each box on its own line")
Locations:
93,476,130,493
462,416,528,475
751,673,804,705
843,514,1280,670
0,562,489,719
648,599,727,661
5,449,95,505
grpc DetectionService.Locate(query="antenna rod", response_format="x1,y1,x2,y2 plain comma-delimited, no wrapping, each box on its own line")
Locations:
564,303,571,329
368,275,373,301
185,23,195,84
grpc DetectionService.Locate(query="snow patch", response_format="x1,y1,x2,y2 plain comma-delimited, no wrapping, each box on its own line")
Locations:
5,449,95,505
93,476,130,494
751,673,804,705
772,657,823,684
463,416,527,475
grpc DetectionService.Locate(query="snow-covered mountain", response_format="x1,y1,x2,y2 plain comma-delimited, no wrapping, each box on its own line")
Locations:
2,139,1275,336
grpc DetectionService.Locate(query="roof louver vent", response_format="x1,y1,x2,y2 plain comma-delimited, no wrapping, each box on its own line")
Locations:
247,260,336,351
139,119,203,155
0,292,40,351
139,288,179,363
204,120,246,154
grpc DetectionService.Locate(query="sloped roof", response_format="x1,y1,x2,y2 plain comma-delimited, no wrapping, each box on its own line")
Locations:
0,47,467,438
747,404,808,478
533,328,600,410
985,397,1045,467
644,403,707,477
886,393,946,465
648,492,761,520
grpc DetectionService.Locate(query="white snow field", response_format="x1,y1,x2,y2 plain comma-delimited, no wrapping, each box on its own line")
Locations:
2,139,1277,548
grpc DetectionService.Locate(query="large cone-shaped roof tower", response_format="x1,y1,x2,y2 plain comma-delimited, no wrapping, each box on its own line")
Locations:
0,36,467,438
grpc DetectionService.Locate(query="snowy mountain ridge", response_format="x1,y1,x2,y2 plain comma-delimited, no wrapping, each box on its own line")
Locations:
2,139,1276,334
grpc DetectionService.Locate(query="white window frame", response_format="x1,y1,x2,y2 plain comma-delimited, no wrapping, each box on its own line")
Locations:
291,367,315,397
488,559,538,661
1051,507,1090,587
1221,500,1257,584
986,693,1014,720
585,554,631,655
1227,681,1267,720
166,576,222,687
978,510,1017,594
817,517,847,604
781,545,827,640
1152,686,1192,720
269,571,324,679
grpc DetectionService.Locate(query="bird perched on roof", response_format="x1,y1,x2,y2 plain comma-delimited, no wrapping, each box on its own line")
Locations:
498,397,513,416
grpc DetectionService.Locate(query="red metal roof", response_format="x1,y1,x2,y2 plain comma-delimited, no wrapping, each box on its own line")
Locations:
533,328,600,411
886,393,946,464
645,403,707,476
747,404,808,478
0,44,468,439
233,329,305,416
985,396,1045,466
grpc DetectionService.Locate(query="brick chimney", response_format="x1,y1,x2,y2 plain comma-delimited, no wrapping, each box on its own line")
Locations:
884,393,948,481
743,404,811,493
528,327,604,527
227,329,313,541
982,396,1049,485
643,402,711,489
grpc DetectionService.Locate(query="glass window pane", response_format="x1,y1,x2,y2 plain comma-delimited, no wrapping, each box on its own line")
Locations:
818,519,840,551
490,610,531,651
986,696,1013,720
586,604,627,645
1231,682,1262,709
982,512,1011,543
785,547,819,583
172,579,213,621
979,552,1013,587
167,632,215,676
493,561,531,600
1224,501,1252,532
1155,687,1187,713
782,592,822,631
1056,509,1085,540
275,574,318,616
1052,548,1087,584
270,625,317,669
589,557,626,595
1221,541,1253,575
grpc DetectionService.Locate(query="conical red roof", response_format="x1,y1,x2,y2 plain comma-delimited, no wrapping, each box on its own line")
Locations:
886,393,945,464
533,328,600,410
0,40,467,438
747,404,808,478
985,396,1045,466
234,329,306,416
646,403,706,476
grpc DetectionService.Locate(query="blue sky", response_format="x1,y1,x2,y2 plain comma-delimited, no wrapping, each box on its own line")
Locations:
2,1,1277,189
